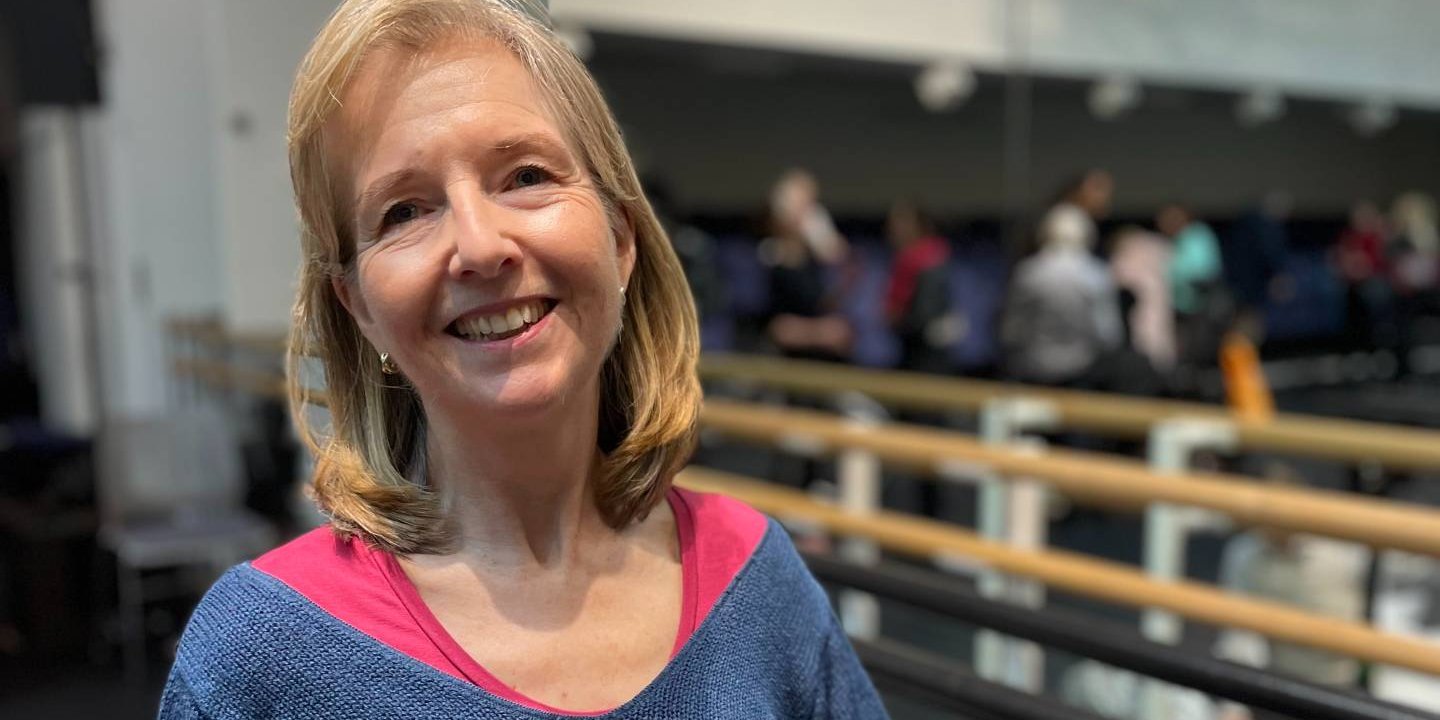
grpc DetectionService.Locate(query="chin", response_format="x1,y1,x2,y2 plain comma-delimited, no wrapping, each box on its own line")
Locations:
460,366,593,420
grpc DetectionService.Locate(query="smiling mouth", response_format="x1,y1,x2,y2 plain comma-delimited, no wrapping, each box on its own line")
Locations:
447,299,556,342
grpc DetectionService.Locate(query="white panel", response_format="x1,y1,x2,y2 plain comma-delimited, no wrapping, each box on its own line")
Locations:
1024,0,1440,106
553,0,1440,108
551,0,1009,67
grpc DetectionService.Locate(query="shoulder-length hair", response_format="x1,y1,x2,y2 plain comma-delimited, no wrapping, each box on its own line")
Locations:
286,0,701,554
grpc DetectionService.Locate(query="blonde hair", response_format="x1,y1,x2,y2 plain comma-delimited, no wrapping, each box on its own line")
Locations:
286,0,701,554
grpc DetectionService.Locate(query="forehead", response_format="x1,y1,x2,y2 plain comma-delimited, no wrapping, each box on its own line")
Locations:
325,36,563,194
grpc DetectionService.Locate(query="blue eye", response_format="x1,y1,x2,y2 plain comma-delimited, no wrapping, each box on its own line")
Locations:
381,202,420,228
513,165,551,188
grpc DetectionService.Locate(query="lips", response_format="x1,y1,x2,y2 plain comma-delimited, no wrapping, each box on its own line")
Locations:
446,298,556,342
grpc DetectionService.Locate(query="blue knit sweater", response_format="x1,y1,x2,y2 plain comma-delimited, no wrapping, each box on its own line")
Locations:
158,519,887,718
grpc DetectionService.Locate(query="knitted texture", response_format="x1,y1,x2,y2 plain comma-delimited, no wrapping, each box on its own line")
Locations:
159,520,887,719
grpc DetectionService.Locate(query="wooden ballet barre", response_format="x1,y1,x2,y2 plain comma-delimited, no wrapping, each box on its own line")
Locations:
699,398,1440,558
675,466,1440,678
172,358,290,401
700,353,1440,472
170,357,1440,558
168,318,291,355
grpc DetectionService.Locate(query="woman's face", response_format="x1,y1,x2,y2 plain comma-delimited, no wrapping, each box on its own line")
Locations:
331,38,634,422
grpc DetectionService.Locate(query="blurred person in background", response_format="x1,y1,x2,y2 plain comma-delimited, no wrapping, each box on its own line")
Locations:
884,198,956,375
1389,192,1440,294
1389,192,1440,373
1037,169,1114,256
1109,226,1176,376
1158,203,1228,370
159,1,883,715
1226,191,1293,330
1219,312,1275,423
1334,199,1397,350
1213,465,1370,720
1000,194,1124,388
759,168,853,362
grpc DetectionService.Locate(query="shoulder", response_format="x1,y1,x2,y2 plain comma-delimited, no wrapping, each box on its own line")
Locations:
170,528,396,691
163,560,482,718
251,526,380,608
670,507,886,716
180,562,312,639
166,563,324,705
252,527,435,643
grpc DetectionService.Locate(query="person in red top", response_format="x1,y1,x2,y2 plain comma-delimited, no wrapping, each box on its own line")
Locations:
1336,200,1388,283
1334,200,1396,350
884,199,955,374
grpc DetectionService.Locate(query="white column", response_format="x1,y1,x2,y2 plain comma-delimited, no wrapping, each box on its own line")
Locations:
1140,418,1236,719
975,396,1056,692
17,110,100,434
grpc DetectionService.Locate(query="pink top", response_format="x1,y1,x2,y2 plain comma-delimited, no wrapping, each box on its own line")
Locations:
252,487,769,716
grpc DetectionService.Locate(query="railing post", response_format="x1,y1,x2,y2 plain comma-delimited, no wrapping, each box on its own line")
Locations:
837,442,882,640
976,397,1057,692
1140,418,1236,719
833,391,887,641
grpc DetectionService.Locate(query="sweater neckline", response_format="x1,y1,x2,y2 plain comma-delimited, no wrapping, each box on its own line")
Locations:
371,488,699,717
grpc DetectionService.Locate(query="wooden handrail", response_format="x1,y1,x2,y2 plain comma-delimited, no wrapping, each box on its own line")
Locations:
168,318,291,355
700,353,1440,471
172,358,1440,558
676,467,1440,677
173,358,290,401
699,398,1440,558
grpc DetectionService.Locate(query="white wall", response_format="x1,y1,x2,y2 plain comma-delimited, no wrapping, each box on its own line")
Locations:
208,0,339,333
552,0,1009,67
91,0,225,418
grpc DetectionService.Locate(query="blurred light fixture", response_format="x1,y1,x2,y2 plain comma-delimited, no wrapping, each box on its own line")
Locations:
553,23,593,61
1347,99,1398,137
1235,88,1285,127
1088,75,1142,120
914,61,976,113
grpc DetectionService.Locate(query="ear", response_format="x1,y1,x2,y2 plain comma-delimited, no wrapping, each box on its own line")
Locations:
332,273,376,338
614,208,638,290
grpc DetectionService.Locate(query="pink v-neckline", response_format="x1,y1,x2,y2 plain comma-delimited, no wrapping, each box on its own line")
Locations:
373,489,700,716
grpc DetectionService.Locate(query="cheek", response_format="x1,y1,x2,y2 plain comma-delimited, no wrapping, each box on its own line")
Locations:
530,202,621,287
354,250,439,341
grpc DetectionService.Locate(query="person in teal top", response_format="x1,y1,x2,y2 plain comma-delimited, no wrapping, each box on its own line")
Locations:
1159,204,1224,315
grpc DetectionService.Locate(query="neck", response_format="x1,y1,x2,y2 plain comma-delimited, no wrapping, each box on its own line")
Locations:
422,382,608,569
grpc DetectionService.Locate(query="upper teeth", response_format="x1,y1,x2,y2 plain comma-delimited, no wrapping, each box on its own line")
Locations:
457,300,547,339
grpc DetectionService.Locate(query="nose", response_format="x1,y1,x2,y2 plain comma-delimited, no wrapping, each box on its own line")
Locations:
445,180,522,281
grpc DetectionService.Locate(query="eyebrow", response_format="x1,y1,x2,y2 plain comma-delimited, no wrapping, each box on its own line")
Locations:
351,132,574,216
492,131,570,157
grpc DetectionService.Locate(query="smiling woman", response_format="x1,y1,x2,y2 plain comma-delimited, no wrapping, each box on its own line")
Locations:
156,1,883,718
